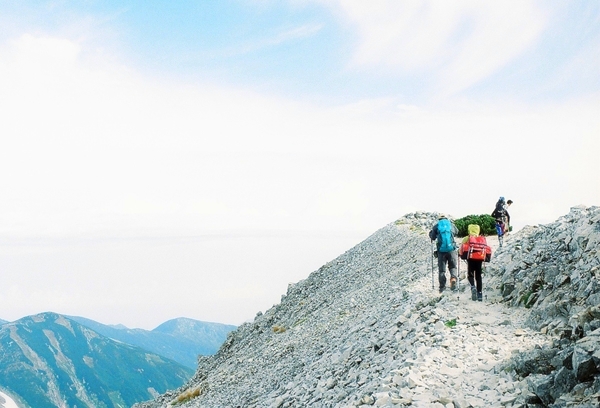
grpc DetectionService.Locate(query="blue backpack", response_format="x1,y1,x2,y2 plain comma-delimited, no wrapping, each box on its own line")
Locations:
437,219,456,253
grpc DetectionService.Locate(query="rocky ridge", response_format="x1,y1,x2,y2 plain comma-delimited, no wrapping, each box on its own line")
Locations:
135,207,600,408
487,205,600,407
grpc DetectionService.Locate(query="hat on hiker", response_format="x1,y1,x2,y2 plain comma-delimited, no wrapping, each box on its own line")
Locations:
438,214,447,220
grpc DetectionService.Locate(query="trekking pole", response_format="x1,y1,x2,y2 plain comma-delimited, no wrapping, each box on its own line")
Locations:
482,261,487,301
457,247,460,300
431,240,435,290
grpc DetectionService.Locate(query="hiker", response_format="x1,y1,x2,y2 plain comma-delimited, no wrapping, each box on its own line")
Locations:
504,199,513,232
491,197,508,247
459,224,492,302
429,215,459,293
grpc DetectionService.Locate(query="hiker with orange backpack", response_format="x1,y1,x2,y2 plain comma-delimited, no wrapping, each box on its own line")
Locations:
459,224,492,301
429,215,459,293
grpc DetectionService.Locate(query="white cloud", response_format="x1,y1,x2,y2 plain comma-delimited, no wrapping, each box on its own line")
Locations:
322,0,548,95
310,179,369,217
216,23,324,58
549,32,600,94
0,33,598,242
264,23,324,47
0,31,598,328
437,2,547,96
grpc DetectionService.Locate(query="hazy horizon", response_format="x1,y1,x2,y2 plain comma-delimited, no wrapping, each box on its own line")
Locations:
1,1,598,329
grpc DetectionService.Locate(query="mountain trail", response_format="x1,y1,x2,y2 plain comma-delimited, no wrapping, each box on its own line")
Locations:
136,208,600,408
391,270,551,407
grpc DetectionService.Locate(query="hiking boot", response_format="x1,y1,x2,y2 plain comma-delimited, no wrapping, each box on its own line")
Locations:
477,292,483,302
439,286,445,294
471,286,477,301
450,278,457,291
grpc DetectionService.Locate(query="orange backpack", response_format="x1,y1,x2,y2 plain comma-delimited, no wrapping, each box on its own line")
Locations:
459,236,492,262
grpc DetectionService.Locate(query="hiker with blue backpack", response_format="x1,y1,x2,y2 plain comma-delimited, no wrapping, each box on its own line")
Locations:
429,215,459,293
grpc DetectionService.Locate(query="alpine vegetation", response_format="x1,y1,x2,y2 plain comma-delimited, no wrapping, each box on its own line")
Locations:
136,207,600,408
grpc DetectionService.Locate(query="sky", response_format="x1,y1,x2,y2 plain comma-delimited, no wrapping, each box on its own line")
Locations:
0,1,598,329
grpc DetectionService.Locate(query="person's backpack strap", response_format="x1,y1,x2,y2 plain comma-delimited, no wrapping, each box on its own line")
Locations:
459,242,469,260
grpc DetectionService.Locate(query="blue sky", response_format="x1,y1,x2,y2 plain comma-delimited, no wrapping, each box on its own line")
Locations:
4,1,597,104
0,1,598,328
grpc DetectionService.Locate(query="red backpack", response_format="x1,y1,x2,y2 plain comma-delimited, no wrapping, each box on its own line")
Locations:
459,236,492,262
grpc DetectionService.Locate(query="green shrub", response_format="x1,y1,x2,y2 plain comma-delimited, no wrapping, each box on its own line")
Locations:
444,318,457,328
454,214,496,237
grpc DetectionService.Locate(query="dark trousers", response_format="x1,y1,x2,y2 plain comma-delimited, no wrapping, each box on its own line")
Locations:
437,250,458,289
467,260,483,293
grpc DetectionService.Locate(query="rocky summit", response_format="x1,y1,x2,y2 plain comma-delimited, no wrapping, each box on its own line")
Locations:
135,206,600,408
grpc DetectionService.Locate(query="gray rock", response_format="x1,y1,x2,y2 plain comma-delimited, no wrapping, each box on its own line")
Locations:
511,348,557,377
527,374,555,406
133,207,600,408
551,367,577,400
572,346,598,382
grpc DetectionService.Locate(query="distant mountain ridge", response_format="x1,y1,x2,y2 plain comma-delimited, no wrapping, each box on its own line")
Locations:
68,316,236,369
0,312,194,408
0,315,237,369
